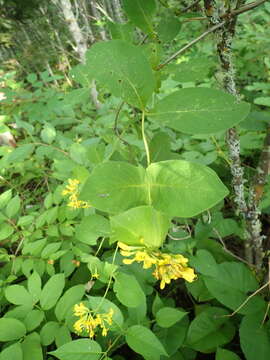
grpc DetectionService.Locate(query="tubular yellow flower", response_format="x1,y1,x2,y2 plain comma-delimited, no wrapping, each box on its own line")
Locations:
74,302,89,317
62,178,91,209
73,303,114,339
118,242,196,289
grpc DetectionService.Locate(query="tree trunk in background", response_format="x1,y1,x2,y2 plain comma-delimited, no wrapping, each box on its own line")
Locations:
112,0,124,22
81,0,96,44
58,0,88,62
90,0,107,41
57,0,100,109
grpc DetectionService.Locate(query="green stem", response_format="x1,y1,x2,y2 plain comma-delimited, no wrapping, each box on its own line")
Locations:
142,111,151,166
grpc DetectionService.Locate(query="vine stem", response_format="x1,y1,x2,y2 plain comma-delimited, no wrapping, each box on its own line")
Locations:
142,111,151,166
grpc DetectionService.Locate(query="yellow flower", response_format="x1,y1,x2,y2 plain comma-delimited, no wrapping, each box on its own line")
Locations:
62,178,91,209
74,318,85,333
74,302,89,317
118,242,196,289
73,303,114,339
153,253,196,289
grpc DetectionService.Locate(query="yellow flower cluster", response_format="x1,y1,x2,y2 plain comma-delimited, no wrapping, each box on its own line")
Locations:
118,242,196,290
62,179,90,209
73,302,114,338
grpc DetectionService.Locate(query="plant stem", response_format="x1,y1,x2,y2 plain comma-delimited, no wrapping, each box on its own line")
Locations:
141,111,151,166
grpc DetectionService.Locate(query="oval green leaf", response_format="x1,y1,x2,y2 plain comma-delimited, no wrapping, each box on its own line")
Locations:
156,307,187,328
85,40,155,109
148,160,228,217
49,339,101,360
240,313,270,360
80,161,148,214
114,272,146,308
203,262,266,314
110,205,170,247
186,307,235,353
126,325,168,359
40,273,65,310
5,285,33,306
148,88,250,134
122,0,156,34
0,318,26,341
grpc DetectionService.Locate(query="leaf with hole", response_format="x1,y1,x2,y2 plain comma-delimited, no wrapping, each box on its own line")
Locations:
85,40,155,109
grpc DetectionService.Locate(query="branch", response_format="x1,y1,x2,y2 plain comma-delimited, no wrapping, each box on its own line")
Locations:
246,125,270,266
156,21,225,69
182,0,201,13
212,228,255,267
157,0,267,69
223,280,270,317
232,0,268,17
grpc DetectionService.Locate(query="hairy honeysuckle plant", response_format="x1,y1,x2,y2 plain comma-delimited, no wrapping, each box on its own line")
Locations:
0,1,270,360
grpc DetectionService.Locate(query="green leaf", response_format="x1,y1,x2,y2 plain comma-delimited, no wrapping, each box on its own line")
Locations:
8,144,35,163
108,21,134,42
40,273,65,310
126,325,168,360
110,205,170,247
147,160,228,217
55,325,72,347
24,309,44,331
122,0,156,34
149,131,172,162
75,214,110,245
152,293,164,316
70,143,87,165
41,242,62,259
203,262,266,314
169,58,212,83
6,195,20,217
254,97,270,107
81,160,228,217
41,125,56,144
5,285,33,306
88,297,124,330
216,348,241,360
0,189,12,209
157,14,181,42
155,317,190,356
17,215,35,227
186,277,214,302
85,40,155,109
55,285,85,321
0,318,26,341
148,88,250,134
156,307,187,328
64,88,90,106
114,272,146,307
189,249,218,277
69,64,92,87
49,339,102,360
240,313,270,360
0,223,14,241
80,161,147,214
186,307,235,353
40,321,60,346
21,333,43,360
0,343,23,360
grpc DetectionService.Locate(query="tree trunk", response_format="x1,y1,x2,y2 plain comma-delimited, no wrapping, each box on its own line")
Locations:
58,0,88,62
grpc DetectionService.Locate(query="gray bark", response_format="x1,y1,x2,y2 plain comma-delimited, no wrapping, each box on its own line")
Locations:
58,0,88,62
